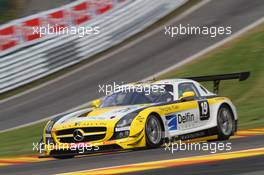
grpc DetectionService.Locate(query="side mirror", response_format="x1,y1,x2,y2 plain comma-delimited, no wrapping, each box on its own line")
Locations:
91,99,101,108
180,91,196,101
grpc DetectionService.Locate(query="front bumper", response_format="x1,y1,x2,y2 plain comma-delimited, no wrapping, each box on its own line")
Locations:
42,132,145,156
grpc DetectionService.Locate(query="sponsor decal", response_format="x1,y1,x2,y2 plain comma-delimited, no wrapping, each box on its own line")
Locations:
160,106,173,113
178,113,195,124
136,116,144,123
166,115,177,131
75,122,81,126
166,112,200,131
177,112,199,130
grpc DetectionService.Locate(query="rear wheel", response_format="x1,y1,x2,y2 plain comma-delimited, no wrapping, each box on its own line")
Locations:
145,115,163,148
217,106,235,140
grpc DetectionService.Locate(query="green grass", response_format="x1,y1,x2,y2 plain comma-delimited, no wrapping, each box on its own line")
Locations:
1,20,264,158
0,122,46,157
160,25,264,130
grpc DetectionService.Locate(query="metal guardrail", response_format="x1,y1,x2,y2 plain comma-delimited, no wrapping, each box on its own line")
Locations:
0,0,188,94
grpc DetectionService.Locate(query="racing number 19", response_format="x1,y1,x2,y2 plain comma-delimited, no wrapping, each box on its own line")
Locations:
198,100,210,120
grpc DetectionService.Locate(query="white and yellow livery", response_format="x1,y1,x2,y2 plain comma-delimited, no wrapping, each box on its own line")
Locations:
41,72,249,158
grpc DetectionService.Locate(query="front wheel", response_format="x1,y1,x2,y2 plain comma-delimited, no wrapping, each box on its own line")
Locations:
145,115,163,148
217,106,235,140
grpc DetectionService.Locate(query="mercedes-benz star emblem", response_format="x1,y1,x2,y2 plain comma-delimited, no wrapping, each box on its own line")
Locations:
73,129,84,142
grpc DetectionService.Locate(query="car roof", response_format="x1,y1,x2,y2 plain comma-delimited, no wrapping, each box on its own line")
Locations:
125,79,197,87
153,79,195,84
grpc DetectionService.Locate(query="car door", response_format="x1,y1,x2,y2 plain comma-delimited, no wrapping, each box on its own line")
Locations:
164,83,200,136
165,82,212,137
175,82,202,131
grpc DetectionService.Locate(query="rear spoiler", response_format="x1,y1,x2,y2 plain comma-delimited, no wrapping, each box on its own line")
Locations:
184,72,250,93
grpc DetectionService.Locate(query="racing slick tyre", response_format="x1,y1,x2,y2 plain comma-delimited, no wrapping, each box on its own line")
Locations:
145,115,163,148
217,105,235,140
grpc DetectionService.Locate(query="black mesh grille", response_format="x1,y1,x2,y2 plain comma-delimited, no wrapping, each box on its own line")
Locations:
56,127,106,135
59,134,105,143
55,127,107,143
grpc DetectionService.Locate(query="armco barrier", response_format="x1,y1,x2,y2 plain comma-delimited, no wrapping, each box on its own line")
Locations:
0,0,122,54
0,0,188,94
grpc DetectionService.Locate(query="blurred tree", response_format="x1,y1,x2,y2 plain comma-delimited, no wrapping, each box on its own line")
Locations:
0,0,18,24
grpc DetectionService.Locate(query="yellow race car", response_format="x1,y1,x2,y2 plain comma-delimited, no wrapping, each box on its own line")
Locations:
40,72,249,158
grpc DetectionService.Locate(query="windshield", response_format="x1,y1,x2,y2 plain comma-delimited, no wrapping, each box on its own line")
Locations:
101,85,174,107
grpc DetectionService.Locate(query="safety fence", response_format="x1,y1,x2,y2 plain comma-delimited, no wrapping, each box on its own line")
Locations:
0,0,188,93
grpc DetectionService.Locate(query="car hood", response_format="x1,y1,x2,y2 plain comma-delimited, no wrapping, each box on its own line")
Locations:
54,104,151,125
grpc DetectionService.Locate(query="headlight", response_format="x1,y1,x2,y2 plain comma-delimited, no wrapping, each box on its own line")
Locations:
45,120,55,134
44,114,64,145
116,112,138,128
113,112,139,140
45,121,56,145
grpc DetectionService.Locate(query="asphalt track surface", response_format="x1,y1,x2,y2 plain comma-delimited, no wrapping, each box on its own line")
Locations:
124,154,264,175
1,0,264,130
0,135,263,174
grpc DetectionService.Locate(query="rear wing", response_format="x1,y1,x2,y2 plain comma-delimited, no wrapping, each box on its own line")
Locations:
184,72,250,93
